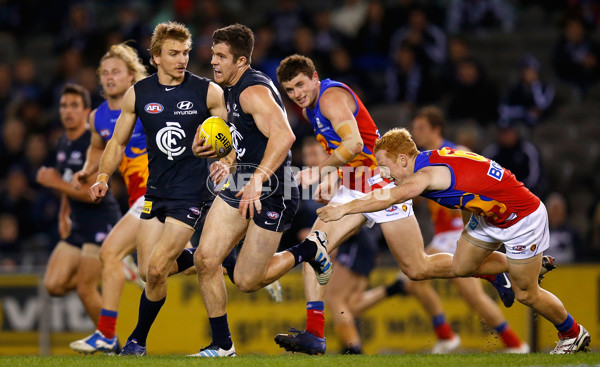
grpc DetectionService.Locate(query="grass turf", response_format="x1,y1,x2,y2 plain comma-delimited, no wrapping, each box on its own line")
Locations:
2,353,600,367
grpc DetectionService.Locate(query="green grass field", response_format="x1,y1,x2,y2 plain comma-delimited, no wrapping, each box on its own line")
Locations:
2,353,600,367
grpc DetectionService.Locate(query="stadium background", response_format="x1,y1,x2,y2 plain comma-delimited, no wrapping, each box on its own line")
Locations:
0,0,599,356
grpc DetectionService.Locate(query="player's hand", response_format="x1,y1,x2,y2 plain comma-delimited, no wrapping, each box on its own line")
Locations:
209,161,230,184
315,172,338,204
295,167,321,189
71,169,90,189
316,204,346,222
36,166,62,188
235,176,262,219
58,215,72,240
192,129,218,158
89,180,108,202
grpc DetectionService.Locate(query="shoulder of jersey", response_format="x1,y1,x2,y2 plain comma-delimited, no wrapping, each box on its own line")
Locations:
187,72,211,84
133,74,154,89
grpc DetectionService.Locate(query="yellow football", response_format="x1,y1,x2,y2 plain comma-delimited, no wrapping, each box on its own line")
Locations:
198,116,232,158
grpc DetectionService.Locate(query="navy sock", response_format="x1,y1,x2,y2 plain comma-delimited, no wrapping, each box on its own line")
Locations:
175,247,196,274
385,277,406,296
287,238,318,266
128,290,166,346
209,314,233,350
222,248,238,284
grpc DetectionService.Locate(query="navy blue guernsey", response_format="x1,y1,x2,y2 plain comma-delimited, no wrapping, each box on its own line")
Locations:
134,71,212,201
55,130,120,227
224,68,297,196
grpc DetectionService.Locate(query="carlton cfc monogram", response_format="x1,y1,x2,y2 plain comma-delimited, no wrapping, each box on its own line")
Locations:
156,122,186,160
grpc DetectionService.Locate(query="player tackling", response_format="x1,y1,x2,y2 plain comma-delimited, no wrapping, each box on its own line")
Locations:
317,128,590,355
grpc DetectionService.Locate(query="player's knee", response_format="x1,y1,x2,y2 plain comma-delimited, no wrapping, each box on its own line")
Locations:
235,277,261,293
146,264,167,285
451,263,476,278
194,250,220,274
514,287,538,306
402,265,428,281
99,246,119,267
44,280,68,296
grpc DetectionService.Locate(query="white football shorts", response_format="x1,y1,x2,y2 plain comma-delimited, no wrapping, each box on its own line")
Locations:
127,195,145,218
463,202,549,260
329,184,413,228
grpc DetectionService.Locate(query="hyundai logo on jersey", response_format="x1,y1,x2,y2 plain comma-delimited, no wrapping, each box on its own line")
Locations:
177,101,193,110
144,103,164,114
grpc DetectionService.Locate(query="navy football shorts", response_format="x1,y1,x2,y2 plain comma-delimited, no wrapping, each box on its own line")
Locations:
336,228,378,277
219,188,298,232
140,196,212,231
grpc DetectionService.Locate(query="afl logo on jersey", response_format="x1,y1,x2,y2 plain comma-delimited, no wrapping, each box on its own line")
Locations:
100,129,111,138
156,122,186,160
145,103,164,114
177,101,193,110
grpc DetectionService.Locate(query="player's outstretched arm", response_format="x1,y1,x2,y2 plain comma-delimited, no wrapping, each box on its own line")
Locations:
317,167,436,222
72,110,106,189
90,86,137,201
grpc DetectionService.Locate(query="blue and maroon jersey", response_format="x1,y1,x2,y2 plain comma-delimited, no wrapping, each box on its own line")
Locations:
305,79,391,193
427,140,464,234
94,101,148,206
415,147,540,228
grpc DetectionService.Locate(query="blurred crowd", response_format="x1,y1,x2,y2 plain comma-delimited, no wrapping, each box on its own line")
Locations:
1,0,600,271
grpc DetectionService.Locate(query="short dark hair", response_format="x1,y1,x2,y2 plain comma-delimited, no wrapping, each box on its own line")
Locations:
62,83,91,109
212,24,254,64
276,54,316,84
415,105,446,133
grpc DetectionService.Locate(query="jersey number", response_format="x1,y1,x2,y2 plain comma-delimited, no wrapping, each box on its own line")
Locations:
438,147,488,162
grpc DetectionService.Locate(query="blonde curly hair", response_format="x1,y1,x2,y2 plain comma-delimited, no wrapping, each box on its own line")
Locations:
97,42,147,83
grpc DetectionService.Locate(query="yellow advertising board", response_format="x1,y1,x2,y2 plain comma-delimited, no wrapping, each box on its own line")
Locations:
0,265,597,355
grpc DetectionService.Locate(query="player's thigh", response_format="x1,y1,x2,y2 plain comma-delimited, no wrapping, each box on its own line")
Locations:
197,196,248,263
235,221,283,283
311,213,366,252
150,218,196,265
76,243,102,286
44,241,81,290
100,213,139,260
380,215,426,268
453,234,496,276
137,217,166,271
507,253,542,293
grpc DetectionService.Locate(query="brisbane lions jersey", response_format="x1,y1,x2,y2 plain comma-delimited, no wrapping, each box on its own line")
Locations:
415,147,540,228
95,101,148,206
305,79,391,193
427,140,463,234
134,71,212,201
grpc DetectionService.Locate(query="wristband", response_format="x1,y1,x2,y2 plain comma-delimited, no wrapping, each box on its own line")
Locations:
96,173,109,183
